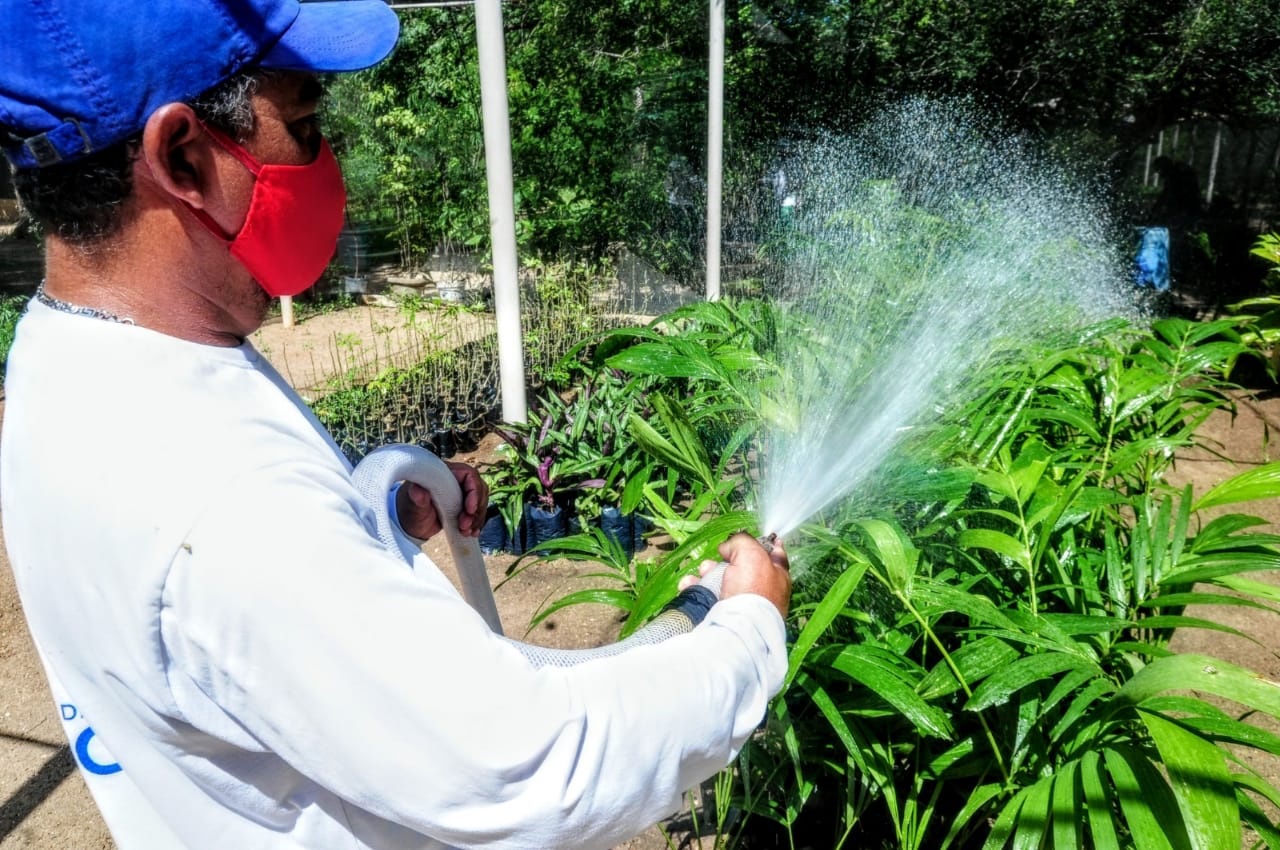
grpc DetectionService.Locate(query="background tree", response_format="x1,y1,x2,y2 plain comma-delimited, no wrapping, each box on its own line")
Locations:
326,0,1280,270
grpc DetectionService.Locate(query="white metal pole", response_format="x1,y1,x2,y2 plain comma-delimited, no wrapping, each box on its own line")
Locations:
705,0,724,301
280,295,294,327
475,0,527,423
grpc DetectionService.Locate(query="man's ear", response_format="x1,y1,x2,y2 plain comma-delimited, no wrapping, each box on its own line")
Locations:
139,103,211,207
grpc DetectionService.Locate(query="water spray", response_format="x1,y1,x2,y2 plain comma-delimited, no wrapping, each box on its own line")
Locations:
754,98,1136,541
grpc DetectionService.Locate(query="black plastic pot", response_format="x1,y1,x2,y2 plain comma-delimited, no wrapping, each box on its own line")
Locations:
478,504,509,555
600,506,636,560
451,424,477,453
633,514,651,554
525,502,567,549
430,428,456,458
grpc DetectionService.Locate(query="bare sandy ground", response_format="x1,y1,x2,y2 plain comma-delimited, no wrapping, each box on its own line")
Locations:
3,303,1279,848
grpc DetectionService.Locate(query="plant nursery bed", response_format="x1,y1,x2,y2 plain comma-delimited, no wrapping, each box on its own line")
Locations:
7,302,1280,849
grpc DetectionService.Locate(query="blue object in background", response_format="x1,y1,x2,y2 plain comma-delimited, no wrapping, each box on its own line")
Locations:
1134,227,1170,291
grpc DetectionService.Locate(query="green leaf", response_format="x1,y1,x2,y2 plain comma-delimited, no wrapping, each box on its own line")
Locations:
1024,404,1103,441
1011,773,1053,850
1215,574,1280,606
1131,615,1254,643
1115,654,1280,718
784,561,869,690
1048,679,1118,751
1136,591,1280,617
816,645,954,738
959,528,1031,569
617,559,687,638
1101,747,1181,850
1194,461,1280,511
793,670,883,783
1079,751,1122,850
606,342,712,378
1237,784,1280,848
1237,771,1280,818
983,783,1030,850
627,405,713,488
913,580,1023,632
854,518,917,594
939,782,1002,850
629,393,717,489
528,587,634,631
619,469,648,515
1049,759,1082,850
1174,712,1280,758
1138,711,1238,850
1039,613,1125,637
918,636,1021,700
966,652,1103,713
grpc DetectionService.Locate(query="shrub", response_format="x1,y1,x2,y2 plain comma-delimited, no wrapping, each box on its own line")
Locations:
0,294,29,374
529,301,1280,848
704,317,1280,848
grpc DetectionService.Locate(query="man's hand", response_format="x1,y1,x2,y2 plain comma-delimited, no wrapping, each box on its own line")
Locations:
395,462,490,540
680,532,791,619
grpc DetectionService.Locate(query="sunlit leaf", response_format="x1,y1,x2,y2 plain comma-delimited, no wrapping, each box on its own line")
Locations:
1102,746,1182,850
816,645,954,738
785,561,869,690
1138,711,1237,850
966,653,1103,713
1079,751,1121,850
1194,461,1280,511
1115,654,1280,718
1049,759,1082,850
959,528,1031,569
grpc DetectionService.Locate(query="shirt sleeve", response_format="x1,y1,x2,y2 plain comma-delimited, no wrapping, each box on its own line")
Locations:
160,459,787,849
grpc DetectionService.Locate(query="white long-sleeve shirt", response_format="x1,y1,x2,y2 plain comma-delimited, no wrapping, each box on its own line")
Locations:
1,299,787,849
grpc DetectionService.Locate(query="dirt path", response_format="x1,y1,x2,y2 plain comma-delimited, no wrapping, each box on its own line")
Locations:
3,303,1280,848
249,301,497,402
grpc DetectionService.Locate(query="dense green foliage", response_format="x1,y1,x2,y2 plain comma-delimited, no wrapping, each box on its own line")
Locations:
0,294,28,373
325,1,708,262
729,0,1280,147
324,0,1280,266
1227,232,1280,371
525,298,1280,847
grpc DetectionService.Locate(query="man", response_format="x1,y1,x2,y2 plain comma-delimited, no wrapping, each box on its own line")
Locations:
0,1,792,848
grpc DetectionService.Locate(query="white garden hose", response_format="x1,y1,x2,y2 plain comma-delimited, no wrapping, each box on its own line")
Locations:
352,444,724,668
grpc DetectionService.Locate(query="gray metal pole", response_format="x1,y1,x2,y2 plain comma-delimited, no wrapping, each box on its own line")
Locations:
705,0,724,301
475,0,527,423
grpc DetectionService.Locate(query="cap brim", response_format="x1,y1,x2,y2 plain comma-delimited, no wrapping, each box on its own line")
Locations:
261,0,400,72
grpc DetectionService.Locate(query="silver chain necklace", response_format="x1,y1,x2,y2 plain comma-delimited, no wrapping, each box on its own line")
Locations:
35,282,135,325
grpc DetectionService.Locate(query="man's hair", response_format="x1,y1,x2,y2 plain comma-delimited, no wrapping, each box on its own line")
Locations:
10,71,265,246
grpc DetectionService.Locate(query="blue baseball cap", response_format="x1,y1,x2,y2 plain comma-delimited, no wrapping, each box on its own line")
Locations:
0,0,400,170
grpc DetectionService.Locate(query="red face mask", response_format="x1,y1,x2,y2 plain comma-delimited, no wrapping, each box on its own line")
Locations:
185,123,347,298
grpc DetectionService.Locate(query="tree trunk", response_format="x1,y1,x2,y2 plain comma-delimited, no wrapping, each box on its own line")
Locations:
1205,123,1223,206
1239,129,1259,212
